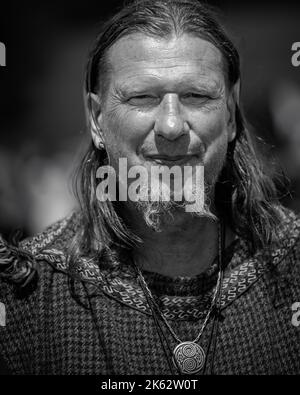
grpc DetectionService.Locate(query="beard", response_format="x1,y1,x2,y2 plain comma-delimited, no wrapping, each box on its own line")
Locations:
133,166,219,232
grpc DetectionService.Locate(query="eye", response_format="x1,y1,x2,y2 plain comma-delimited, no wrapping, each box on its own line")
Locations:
128,95,159,106
181,93,211,104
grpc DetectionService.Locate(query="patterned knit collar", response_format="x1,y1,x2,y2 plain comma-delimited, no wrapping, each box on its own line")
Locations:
16,207,300,320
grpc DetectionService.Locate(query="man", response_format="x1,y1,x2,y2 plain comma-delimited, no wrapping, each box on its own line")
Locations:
0,0,300,375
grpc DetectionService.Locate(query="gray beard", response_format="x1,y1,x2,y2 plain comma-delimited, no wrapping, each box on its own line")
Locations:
135,180,218,232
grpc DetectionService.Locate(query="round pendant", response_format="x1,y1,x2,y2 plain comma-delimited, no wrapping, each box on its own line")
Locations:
173,342,205,374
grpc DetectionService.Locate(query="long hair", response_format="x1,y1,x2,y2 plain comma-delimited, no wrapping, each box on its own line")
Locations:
70,0,284,268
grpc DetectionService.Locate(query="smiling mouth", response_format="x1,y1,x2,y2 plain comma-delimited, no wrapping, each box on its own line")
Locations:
146,155,200,165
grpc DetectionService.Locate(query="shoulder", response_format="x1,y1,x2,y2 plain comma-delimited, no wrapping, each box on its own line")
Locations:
248,205,300,265
0,211,81,292
0,212,96,374
254,206,300,306
268,206,300,268
20,211,81,255
221,206,300,311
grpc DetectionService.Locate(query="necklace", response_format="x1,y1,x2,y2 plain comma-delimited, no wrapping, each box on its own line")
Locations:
133,220,224,375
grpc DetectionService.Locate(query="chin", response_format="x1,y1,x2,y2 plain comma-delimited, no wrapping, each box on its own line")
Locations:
135,193,217,233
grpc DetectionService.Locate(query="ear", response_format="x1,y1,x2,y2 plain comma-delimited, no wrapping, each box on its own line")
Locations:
226,80,240,143
87,92,105,149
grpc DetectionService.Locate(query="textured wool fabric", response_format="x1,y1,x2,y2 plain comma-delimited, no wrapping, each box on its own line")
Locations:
0,208,300,375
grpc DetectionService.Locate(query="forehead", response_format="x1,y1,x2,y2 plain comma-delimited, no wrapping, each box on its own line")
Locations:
105,33,226,90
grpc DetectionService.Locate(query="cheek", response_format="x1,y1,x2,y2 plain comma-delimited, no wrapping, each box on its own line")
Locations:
192,107,228,180
102,107,153,162
205,133,227,180
192,105,228,147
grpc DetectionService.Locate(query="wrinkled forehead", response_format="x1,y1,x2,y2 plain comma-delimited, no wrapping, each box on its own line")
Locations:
104,33,227,90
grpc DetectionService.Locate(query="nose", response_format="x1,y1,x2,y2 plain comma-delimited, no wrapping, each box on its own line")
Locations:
154,94,187,141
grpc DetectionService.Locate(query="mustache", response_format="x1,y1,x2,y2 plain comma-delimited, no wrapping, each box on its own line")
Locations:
140,140,205,159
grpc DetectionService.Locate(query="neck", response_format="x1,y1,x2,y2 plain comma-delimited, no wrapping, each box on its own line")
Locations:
126,206,235,278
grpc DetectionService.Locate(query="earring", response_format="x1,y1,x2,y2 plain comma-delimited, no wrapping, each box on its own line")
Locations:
93,132,105,149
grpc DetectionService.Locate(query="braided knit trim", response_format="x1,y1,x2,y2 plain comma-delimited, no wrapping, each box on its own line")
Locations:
20,212,77,254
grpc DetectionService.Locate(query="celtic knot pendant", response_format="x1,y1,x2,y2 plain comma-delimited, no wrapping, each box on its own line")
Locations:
173,341,205,374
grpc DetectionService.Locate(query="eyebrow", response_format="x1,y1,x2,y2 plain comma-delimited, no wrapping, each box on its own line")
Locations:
116,76,223,94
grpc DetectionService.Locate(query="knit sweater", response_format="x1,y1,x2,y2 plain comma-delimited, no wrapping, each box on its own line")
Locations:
0,209,300,375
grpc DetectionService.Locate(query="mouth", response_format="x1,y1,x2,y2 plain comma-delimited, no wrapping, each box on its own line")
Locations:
146,154,200,166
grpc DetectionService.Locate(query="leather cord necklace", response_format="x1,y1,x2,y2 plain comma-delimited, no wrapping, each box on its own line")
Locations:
133,219,225,375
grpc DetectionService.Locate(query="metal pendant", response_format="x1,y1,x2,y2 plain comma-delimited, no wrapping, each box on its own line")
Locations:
173,341,205,374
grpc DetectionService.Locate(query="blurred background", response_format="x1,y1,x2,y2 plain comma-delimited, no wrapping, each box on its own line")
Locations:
0,0,300,239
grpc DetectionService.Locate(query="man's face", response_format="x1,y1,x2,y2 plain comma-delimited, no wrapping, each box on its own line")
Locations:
94,33,236,217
